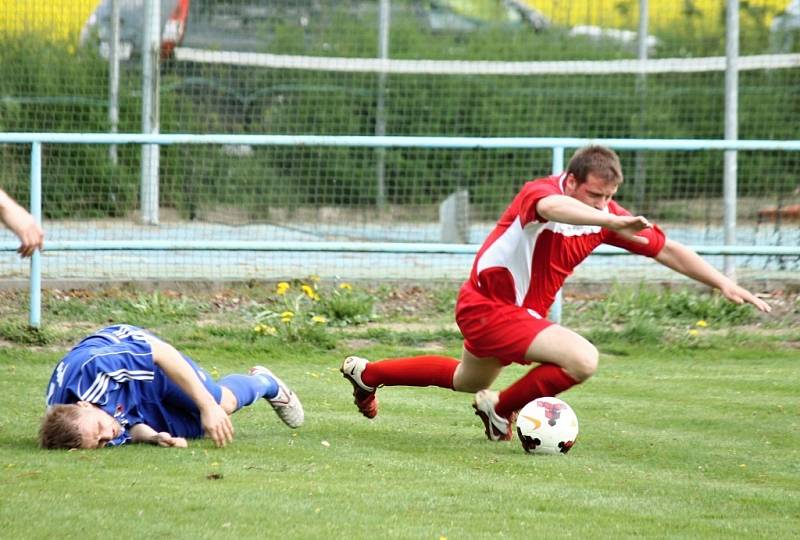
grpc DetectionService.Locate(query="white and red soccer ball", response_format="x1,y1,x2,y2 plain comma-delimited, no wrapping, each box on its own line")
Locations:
516,397,579,455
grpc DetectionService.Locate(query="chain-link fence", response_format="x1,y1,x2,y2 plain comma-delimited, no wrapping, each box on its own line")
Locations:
1,0,799,283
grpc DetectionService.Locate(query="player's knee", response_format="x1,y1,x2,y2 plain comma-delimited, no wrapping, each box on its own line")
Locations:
568,344,599,382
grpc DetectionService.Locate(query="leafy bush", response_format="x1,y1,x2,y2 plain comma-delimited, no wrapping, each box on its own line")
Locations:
1,6,797,218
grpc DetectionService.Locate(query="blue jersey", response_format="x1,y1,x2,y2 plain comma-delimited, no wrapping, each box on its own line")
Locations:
45,325,222,446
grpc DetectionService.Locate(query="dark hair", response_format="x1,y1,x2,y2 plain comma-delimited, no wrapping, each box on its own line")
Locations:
39,404,83,449
566,145,623,185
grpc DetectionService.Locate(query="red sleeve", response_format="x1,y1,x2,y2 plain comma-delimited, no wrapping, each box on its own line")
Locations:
602,201,667,257
517,178,562,226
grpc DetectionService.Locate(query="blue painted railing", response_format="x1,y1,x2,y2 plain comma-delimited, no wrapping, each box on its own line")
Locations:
2,133,800,327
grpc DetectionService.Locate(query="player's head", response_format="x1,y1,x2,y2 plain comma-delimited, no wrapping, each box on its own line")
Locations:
39,401,121,449
566,145,623,185
564,145,623,210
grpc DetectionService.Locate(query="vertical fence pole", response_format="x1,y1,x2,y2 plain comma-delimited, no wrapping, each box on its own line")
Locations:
141,0,160,225
29,142,42,329
108,0,120,165
375,0,390,210
633,0,649,212
724,0,739,279
550,146,565,324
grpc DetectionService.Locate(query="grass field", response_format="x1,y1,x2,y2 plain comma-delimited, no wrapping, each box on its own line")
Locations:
0,283,798,538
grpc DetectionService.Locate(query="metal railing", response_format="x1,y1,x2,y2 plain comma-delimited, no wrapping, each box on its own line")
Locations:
3,132,800,328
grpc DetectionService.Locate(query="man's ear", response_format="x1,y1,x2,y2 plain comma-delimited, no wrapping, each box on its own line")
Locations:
564,173,577,195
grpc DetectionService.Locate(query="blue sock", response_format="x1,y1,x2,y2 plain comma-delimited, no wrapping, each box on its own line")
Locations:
219,373,278,410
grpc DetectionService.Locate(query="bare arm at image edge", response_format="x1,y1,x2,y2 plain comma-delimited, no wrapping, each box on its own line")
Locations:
0,188,44,258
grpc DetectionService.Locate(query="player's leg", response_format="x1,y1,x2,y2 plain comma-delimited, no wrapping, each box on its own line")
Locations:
488,325,595,434
247,366,304,428
217,368,304,428
452,346,503,392
340,353,462,419
217,373,278,411
459,298,591,441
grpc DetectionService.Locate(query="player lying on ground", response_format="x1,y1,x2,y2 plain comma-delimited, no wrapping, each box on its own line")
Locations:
40,324,304,449
0,187,44,258
341,145,771,441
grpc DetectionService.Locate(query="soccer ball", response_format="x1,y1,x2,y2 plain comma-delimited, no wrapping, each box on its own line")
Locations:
516,397,579,455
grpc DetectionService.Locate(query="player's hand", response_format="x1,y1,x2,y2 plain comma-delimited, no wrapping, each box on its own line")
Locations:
606,215,652,245
154,432,189,448
720,283,772,313
1,204,44,258
200,402,234,447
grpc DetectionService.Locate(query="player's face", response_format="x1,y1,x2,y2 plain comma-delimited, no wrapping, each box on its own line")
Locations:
75,402,122,449
565,173,619,210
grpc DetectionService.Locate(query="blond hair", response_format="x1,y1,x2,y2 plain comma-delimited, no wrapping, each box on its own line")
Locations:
39,404,83,449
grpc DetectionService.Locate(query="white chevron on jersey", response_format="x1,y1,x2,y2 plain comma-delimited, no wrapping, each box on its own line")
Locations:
78,352,155,403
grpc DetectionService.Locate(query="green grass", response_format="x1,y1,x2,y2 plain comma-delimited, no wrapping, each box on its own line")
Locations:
0,285,798,537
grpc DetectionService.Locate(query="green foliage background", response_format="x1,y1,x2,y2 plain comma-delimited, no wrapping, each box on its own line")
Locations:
1,2,798,219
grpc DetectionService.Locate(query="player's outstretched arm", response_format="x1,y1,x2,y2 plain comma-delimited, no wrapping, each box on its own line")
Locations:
129,423,188,448
0,188,44,258
147,338,234,447
537,194,652,244
655,239,771,312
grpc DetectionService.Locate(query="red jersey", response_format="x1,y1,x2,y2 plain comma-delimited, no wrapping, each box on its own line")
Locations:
464,174,666,318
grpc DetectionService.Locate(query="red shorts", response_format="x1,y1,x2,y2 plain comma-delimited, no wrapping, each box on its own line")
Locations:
455,284,554,366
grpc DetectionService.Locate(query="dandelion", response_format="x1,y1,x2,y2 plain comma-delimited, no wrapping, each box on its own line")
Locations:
339,283,352,290
301,284,320,300
695,320,708,327
281,310,295,323
688,329,699,336
311,315,328,324
253,323,277,336
276,282,290,295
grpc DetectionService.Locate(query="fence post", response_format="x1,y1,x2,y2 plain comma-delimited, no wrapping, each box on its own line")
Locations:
141,0,160,225
108,0,120,165
724,0,739,279
29,142,42,329
550,146,565,324
375,0,390,210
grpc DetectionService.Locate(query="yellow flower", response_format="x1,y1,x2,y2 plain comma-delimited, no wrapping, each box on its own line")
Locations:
253,323,278,336
280,310,295,322
276,282,290,295
309,275,321,283
339,283,352,290
695,320,708,327
301,284,320,300
311,315,328,324
688,329,699,336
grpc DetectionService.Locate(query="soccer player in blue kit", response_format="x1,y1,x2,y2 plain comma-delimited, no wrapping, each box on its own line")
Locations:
39,324,304,449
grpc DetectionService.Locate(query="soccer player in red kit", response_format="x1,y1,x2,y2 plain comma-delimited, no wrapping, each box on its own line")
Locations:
340,145,771,441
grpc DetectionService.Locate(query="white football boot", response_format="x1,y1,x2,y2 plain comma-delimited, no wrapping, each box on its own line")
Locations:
249,366,304,428
340,355,378,418
472,389,515,441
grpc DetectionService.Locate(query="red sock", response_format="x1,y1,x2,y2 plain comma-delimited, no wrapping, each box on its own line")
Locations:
361,356,459,389
495,363,579,419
